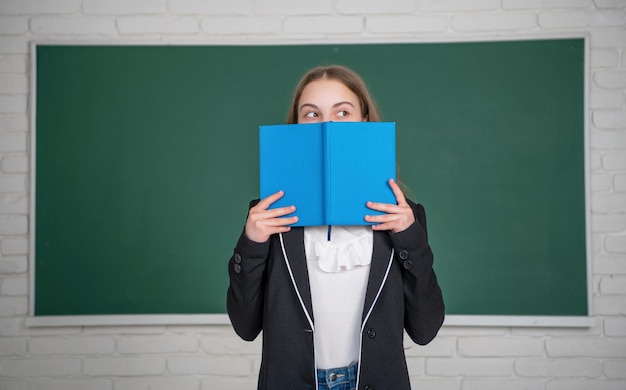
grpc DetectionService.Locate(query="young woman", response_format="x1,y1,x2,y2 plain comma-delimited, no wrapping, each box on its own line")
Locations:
227,65,445,390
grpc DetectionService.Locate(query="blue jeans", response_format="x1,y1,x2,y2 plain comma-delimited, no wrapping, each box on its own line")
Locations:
317,363,358,390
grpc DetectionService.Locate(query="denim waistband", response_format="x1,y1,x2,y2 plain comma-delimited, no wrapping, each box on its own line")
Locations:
316,362,358,389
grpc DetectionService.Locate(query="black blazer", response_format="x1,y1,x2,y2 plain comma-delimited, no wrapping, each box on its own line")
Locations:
227,200,445,390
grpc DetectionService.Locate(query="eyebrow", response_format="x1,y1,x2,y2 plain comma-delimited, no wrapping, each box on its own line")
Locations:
298,103,319,112
298,101,355,112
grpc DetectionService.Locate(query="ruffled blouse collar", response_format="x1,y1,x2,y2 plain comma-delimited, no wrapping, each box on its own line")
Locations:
304,225,373,273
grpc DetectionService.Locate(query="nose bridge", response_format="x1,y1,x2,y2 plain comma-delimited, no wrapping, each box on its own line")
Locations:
318,103,333,122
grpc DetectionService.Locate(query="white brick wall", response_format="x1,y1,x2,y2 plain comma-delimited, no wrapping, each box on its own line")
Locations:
0,0,624,389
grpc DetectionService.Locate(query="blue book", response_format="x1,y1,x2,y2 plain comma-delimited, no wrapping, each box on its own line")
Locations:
259,122,396,226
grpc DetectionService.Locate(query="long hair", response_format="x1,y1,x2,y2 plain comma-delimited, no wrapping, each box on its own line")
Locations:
286,65,381,124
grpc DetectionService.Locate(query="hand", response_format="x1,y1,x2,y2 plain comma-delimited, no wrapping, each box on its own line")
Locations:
245,190,298,243
365,179,415,233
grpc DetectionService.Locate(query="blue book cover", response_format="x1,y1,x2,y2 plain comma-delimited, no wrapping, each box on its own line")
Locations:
259,122,396,226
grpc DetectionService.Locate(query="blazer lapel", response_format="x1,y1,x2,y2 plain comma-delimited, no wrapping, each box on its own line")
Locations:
280,227,314,324
362,230,394,322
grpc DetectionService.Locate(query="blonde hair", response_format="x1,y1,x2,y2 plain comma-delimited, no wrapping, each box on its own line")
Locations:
286,65,381,124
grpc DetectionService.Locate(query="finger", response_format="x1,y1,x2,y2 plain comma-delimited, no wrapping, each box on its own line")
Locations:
366,200,399,214
371,221,396,231
261,215,299,227
365,211,401,224
369,217,400,231
388,178,408,205
256,190,286,209
368,215,410,233
253,205,296,219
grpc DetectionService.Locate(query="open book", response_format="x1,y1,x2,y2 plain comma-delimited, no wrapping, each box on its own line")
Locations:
259,121,397,226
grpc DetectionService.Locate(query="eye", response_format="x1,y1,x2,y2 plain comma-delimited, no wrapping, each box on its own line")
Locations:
304,111,318,118
337,110,348,117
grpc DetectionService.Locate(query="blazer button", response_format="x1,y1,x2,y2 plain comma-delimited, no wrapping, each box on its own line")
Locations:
403,260,413,269
367,328,376,338
233,253,242,263
398,250,409,260
365,386,374,390
233,263,242,274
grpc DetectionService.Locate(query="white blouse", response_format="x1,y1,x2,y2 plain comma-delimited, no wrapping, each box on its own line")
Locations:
304,225,373,369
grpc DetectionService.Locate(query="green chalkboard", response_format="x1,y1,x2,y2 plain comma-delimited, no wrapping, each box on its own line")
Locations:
34,39,587,317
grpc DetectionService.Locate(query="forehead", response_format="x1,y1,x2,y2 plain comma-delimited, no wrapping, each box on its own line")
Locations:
299,79,359,104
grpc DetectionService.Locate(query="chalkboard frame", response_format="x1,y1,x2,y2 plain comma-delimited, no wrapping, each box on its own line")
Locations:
27,36,593,327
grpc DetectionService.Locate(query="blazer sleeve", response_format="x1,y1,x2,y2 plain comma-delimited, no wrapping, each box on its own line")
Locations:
388,200,445,345
226,200,270,341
